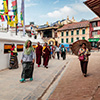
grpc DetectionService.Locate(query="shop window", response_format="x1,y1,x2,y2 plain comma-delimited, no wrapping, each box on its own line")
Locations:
61,32,64,36
82,29,85,34
71,38,73,43
17,44,23,52
66,31,68,36
66,38,68,43
71,31,74,35
76,30,79,35
4,44,12,54
61,38,64,43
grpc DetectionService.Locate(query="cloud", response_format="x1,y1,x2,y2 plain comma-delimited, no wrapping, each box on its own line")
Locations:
25,3,38,8
42,6,76,19
53,0,59,4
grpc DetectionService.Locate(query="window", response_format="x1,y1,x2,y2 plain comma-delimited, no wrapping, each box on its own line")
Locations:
92,22,98,27
17,44,23,52
66,31,68,36
71,31,74,35
66,38,68,43
82,29,85,34
4,44,12,54
71,38,74,43
82,37,85,40
76,37,79,40
61,32,64,36
76,30,79,35
92,31,97,37
61,38,64,43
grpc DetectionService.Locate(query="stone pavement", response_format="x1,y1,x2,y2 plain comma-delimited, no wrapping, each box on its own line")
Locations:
49,52,100,100
0,56,69,100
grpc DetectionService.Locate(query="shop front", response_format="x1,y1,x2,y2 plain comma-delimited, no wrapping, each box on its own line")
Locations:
88,38,99,47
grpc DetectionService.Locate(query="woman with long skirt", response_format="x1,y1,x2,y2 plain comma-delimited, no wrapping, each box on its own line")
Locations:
9,44,19,69
78,43,91,77
20,40,35,82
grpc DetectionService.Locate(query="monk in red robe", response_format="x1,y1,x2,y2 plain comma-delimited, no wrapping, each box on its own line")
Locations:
36,42,43,67
43,43,51,68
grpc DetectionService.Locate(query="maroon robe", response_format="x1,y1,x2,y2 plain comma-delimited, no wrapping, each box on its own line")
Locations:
43,47,50,67
36,45,43,65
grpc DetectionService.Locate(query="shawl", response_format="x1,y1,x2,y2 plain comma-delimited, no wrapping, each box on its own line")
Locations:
24,40,34,55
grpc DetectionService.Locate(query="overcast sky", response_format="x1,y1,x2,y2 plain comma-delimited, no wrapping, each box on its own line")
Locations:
0,0,97,27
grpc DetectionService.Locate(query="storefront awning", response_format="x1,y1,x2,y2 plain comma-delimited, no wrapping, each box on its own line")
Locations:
88,38,99,42
84,0,100,17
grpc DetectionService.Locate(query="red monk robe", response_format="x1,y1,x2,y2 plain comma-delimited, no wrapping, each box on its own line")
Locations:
43,46,50,68
36,44,43,67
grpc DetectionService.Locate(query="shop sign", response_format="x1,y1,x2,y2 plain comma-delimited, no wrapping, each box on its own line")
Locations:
88,38,99,42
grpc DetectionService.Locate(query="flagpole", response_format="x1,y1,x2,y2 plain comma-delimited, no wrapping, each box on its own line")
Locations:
7,0,9,32
16,0,18,35
23,0,25,36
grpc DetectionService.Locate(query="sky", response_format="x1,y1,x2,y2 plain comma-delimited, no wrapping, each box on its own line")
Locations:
0,0,97,27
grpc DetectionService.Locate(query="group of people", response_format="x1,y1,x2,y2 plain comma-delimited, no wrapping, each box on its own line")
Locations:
8,40,91,83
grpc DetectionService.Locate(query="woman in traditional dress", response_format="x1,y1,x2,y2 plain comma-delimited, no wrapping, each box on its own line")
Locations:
78,43,91,77
9,44,19,69
43,43,51,68
20,40,35,82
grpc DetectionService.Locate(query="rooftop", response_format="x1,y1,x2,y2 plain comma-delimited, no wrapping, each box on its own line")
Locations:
58,21,89,31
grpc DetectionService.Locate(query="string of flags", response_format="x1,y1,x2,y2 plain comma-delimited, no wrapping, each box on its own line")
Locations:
0,0,18,27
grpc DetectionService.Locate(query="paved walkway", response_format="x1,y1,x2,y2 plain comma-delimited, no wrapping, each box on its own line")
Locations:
49,52,100,100
0,56,69,100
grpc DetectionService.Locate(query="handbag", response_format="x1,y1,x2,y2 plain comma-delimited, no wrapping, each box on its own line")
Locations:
79,55,84,61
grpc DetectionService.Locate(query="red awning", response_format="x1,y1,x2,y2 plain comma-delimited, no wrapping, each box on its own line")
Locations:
84,0,100,17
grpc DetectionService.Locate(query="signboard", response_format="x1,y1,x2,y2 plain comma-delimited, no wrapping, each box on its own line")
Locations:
88,38,99,42
94,27,100,30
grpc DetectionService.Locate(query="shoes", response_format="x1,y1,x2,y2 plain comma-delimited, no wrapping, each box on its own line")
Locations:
30,78,33,81
38,65,40,67
83,74,87,77
44,66,48,69
20,78,25,82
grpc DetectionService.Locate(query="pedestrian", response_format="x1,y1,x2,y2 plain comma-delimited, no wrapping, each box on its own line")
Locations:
9,44,19,69
55,45,60,59
50,45,55,59
61,45,66,60
43,43,51,68
20,40,35,82
78,43,91,77
36,42,43,67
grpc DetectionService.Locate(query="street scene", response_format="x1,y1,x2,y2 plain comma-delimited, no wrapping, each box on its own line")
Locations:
0,0,100,100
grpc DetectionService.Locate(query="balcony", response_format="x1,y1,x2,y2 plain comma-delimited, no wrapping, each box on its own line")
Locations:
93,27,100,31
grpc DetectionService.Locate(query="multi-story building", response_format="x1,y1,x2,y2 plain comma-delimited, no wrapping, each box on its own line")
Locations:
89,17,100,47
57,21,89,44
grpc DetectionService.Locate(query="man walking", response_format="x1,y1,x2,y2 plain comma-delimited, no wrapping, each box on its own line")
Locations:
36,42,43,67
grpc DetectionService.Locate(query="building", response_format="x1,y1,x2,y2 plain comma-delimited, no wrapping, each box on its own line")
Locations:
89,17,100,47
36,16,77,43
57,21,89,44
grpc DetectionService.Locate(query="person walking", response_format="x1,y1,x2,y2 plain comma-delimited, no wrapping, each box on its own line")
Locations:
9,44,19,69
55,45,60,59
36,42,43,67
20,40,35,82
78,43,91,77
61,45,66,60
43,43,51,68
